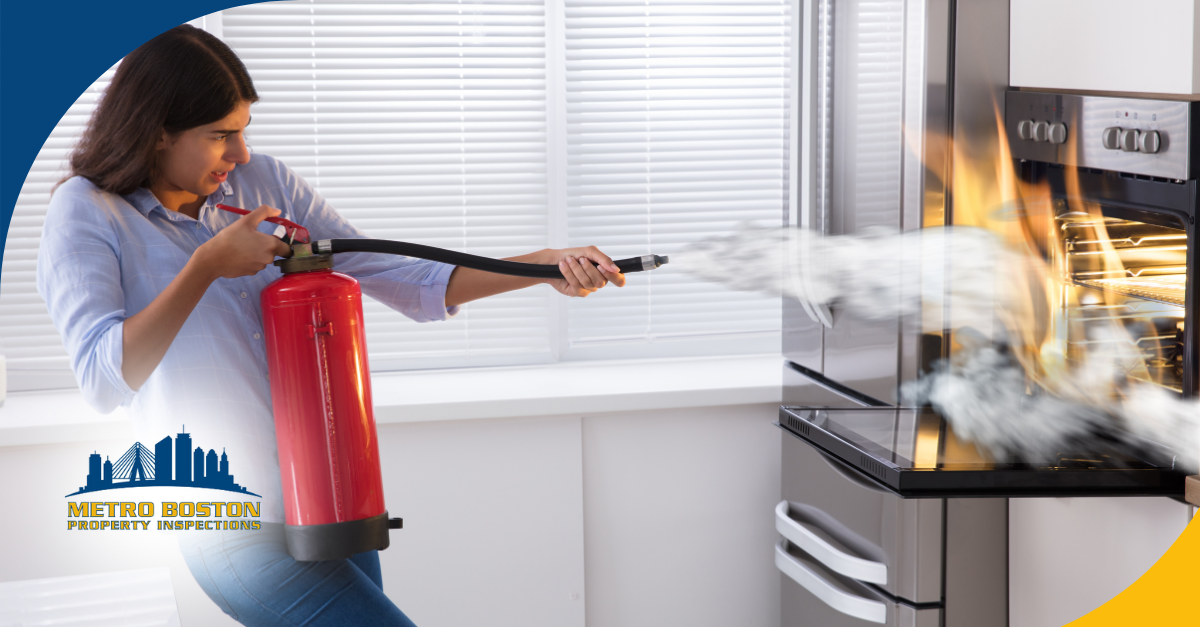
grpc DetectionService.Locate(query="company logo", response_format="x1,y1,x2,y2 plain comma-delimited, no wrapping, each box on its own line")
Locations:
65,426,262,532
66,425,259,497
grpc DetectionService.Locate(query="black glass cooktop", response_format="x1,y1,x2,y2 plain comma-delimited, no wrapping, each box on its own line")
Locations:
779,406,1186,498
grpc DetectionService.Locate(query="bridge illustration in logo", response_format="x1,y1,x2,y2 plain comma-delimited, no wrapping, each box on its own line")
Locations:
66,426,260,497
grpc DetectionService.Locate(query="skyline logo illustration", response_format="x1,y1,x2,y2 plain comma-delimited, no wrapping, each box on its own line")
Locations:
66,426,260,497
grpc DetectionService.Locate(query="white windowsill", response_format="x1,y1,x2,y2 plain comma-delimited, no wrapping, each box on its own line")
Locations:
0,354,783,447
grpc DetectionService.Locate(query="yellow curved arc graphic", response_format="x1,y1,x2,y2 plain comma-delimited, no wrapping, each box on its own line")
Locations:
1066,513,1200,626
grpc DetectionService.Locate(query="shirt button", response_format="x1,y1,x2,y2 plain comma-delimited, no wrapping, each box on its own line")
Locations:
195,223,201,228
240,292,248,299
253,333,261,340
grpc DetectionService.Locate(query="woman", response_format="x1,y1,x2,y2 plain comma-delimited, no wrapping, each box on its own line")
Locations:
38,25,621,626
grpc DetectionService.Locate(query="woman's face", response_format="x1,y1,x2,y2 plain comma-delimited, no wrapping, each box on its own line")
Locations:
155,100,252,202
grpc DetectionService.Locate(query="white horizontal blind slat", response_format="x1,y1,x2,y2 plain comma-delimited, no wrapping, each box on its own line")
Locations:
562,0,786,360
224,0,552,370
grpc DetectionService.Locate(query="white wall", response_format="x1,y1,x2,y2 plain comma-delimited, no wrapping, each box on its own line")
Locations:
580,405,782,627
376,415,587,627
0,402,783,627
1010,0,1200,94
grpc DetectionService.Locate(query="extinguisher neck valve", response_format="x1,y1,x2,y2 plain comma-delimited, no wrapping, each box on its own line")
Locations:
275,254,335,274
290,243,315,259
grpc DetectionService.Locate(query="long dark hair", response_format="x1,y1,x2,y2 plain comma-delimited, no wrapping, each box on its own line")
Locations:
66,24,258,195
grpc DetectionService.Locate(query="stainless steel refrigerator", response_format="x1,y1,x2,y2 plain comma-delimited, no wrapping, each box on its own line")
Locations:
778,0,1012,624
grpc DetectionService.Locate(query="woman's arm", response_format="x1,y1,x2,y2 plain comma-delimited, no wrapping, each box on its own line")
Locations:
268,155,625,316
121,205,291,390
444,246,626,307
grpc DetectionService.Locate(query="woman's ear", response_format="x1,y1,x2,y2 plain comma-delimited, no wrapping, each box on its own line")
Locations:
155,129,170,150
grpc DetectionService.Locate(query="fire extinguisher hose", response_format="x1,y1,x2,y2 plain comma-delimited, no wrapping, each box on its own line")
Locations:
311,238,668,279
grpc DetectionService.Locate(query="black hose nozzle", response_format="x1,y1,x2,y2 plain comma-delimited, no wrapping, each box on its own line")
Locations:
311,239,668,280
614,254,669,274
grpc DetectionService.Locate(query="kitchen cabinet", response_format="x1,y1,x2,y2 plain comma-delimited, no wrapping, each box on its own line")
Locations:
1008,497,1193,626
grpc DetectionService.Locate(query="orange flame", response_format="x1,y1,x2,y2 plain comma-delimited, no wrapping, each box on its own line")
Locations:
941,104,1184,401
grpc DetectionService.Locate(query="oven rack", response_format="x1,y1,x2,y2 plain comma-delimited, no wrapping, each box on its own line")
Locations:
1073,275,1187,307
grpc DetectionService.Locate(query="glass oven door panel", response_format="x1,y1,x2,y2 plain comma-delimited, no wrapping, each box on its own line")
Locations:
823,312,901,405
1059,211,1188,393
784,362,875,408
783,428,944,604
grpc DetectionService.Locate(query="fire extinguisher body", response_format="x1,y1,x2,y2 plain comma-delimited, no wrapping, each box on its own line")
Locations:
261,262,391,561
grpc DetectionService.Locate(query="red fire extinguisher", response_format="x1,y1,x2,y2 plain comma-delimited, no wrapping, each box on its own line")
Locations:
216,204,398,561
217,204,667,562
262,253,398,561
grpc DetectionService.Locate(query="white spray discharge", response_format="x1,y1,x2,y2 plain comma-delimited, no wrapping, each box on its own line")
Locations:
674,224,1199,470
674,224,1009,330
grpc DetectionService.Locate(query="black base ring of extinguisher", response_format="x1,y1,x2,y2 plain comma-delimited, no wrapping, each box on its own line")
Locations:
285,511,400,562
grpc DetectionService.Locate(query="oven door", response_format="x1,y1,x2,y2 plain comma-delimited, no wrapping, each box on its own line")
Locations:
778,540,941,627
781,426,944,604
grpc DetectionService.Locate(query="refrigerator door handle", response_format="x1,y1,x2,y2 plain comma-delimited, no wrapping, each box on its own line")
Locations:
775,540,888,624
786,228,835,328
776,500,888,584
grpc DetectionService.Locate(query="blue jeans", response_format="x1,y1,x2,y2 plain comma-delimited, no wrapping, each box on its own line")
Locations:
178,523,417,627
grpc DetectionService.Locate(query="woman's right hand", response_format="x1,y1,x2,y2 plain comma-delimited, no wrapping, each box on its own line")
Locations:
192,204,293,280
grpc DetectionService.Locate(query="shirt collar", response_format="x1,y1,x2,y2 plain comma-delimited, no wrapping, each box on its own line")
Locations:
125,181,233,218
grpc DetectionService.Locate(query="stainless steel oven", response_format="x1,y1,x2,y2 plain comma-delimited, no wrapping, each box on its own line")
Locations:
1004,90,1200,397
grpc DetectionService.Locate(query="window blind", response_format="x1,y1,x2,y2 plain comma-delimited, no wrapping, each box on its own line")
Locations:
4,1,789,391
223,0,554,371
0,65,118,390
561,0,788,360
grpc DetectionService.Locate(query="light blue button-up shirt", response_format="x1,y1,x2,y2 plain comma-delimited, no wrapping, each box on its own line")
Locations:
37,154,458,521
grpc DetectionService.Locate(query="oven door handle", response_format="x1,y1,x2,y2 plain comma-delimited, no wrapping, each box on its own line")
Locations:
775,540,887,624
775,500,888,584
816,449,890,493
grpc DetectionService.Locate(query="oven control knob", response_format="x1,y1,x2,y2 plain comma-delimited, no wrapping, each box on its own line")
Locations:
1032,121,1050,142
1139,130,1161,154
1048,122,1068,144
1102,127,1121,150
1017,119,1034,141
1119,128,1140,152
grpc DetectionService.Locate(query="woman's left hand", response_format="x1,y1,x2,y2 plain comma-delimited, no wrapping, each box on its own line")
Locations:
538,246,626,297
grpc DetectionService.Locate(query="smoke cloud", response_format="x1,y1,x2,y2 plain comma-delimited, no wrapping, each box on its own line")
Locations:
675,224,1198,471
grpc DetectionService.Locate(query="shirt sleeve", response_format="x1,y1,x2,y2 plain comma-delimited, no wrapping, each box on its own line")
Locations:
36,187,137,413
269,158,460,323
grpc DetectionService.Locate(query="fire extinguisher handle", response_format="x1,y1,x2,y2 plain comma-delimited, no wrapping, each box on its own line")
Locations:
312,239,669,278
215,204,313,244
